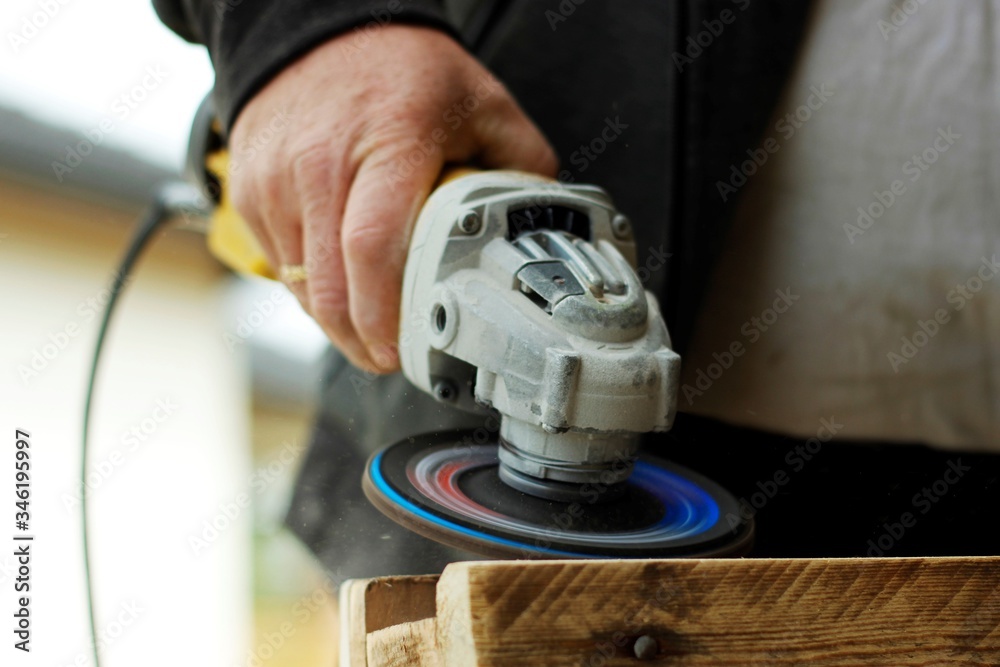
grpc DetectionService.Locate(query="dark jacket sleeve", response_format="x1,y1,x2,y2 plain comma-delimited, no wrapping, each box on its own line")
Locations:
152,0,457,134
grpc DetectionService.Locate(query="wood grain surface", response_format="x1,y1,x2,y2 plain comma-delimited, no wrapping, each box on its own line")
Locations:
367,618,441,667
351,557,1000,666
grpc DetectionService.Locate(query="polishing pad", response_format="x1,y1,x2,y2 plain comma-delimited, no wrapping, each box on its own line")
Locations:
363,431,754,559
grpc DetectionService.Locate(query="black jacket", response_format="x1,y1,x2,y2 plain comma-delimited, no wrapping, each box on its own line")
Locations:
154,0,815,354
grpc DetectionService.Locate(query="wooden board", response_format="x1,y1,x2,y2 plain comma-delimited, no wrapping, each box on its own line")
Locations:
367,618,441,667
341,576,439,667
437,557,1000,666
354,557,1000,666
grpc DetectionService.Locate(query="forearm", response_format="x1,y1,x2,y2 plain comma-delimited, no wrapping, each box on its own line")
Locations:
152,0,456,133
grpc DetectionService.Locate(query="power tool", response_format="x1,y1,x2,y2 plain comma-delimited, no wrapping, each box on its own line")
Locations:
189,103,754,560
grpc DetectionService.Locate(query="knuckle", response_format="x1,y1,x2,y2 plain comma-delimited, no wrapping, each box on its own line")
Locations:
291,154,336,209
352,96,441,144
303,236,340,270
289,141,350,218
308,284,350,329
343,221,399,262
290,141,336,179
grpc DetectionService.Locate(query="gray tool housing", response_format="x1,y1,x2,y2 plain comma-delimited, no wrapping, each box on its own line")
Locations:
399,171,680,500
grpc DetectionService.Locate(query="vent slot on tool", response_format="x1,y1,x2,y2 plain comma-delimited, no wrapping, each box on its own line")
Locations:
507,205,590,241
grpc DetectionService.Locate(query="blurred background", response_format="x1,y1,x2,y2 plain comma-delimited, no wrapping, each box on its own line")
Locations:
1,1,337,664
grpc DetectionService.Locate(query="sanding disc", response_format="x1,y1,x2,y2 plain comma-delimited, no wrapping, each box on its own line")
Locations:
362,431,754,559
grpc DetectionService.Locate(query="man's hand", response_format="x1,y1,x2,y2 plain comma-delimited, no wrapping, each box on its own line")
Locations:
228,25,558,373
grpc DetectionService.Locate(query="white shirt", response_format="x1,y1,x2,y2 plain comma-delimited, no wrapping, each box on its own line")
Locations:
681,0,1000,450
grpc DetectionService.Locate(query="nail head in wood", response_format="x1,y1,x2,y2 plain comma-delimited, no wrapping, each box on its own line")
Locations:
633,634,658,660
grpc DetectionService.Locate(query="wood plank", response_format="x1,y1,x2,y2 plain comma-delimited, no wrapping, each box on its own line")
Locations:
435,557,1000,666
340,579,370,667
340,576,440,667
364,576,439,634
367,618,442,667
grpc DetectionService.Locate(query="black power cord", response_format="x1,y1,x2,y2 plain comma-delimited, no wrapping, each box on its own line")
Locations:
81,183,209,667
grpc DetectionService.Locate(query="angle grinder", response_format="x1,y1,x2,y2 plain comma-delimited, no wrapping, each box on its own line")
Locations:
360,170,752,559
190,104,753,559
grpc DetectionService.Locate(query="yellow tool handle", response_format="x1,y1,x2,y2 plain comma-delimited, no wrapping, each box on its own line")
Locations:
204,149,275,279
204,152,476,279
